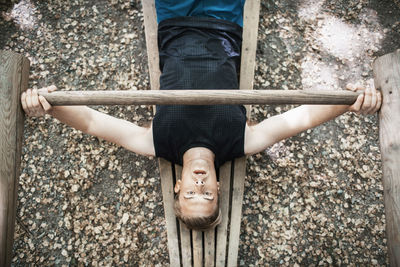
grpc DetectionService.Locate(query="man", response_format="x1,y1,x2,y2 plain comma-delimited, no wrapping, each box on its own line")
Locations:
21,0,381,230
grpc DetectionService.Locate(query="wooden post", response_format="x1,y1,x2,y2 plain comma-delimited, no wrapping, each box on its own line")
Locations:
0,50,29,267
373,49,400,267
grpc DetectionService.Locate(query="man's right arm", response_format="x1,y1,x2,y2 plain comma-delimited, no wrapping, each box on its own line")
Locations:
22,86,155,157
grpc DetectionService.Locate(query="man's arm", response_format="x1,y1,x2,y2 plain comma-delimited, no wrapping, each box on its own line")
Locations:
22,86,155,157
244,86,381,155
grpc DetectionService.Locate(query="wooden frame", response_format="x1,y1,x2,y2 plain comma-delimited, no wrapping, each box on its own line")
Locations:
142,0,260,266
0,2,398,266
0,51,29,267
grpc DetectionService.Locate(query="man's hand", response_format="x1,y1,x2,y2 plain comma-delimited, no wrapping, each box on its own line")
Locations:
21,85,57,117
346,83,382,115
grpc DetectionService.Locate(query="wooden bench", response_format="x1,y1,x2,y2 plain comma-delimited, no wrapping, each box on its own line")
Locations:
142,1,260,265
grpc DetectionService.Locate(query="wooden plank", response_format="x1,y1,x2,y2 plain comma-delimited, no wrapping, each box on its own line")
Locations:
240,0,260,114
373,49,400,266
192,230,203,267
39,90,361,106
0,50,29,267
216,162,232,266
227,157,246,267
141,0,160,91
142,1,183,266
180,223,192,267
223,1,260,266
204,228,215,267
158,158,181,267
175,164,192,267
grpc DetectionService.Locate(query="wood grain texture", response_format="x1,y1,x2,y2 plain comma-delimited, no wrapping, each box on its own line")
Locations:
216,162,232,266
204,228,215,267
142,1,182,265
175,165,193,267
239,0,260,95
0,50,29,267
227,158,246,267
142,0,160,92
192,230,203,267
373,49,400,267
39,90,360,106
158,158,181,267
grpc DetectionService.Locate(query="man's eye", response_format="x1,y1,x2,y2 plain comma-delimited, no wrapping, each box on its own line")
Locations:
188,191,194,195
205,192,211,196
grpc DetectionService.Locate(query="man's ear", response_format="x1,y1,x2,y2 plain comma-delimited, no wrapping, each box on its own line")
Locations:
174,180,181,193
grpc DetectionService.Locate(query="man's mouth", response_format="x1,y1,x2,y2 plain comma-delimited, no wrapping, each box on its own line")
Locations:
194,170,207,175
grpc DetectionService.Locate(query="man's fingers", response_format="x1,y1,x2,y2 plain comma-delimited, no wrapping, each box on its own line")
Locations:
366,87,377,114
48,85,57,92
39,95,52,113
346,83,356,91
31,89,41,114
25,89,34,115
38,85,57,93
21,91,28,114
350,94,364,113
362,87,372,115
373,90,382,114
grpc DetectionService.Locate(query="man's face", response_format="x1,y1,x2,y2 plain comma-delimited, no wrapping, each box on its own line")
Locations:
174,158,219,217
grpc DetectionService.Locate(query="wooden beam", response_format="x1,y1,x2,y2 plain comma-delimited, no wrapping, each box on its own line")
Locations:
227,158,246,266
141,0,160,92
373,49,400,267
39,90,361,106
158,159,181,267
0,50,29,267
239,0,260,95
216,162,232,266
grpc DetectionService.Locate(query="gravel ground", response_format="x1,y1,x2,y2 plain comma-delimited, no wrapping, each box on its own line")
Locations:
1,0,399,266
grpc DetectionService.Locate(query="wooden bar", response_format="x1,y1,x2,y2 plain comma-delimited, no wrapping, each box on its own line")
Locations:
216,162,232,266
373,49,400,267
240,0,260,97
142,0,160,92
204,228,215,267
158,159,181,267
0,51,29,267
175,165,192,267
227,158,246,267
39,90,361,106
192,230,203,267
180,223,192,267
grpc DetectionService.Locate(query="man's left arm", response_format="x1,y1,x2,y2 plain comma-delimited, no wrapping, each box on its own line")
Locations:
244,85,382,155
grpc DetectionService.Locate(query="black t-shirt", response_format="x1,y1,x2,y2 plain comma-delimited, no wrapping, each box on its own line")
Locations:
152,17,246,168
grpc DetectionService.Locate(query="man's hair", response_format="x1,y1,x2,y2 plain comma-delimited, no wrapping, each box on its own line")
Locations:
174,194,221,231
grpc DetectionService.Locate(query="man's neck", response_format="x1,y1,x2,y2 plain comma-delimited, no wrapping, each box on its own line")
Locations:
183,147,215,164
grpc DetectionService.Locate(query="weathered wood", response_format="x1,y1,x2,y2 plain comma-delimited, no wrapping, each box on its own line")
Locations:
216,162,232,266
240,0,260,104
373,49,400,267
193,230,203,267
142,0,160,92
180,223,192,267
204,228,215,267
227,158,246,267
0,50,29,267
39,90,361,106
158,159,181,267
175,164,193,267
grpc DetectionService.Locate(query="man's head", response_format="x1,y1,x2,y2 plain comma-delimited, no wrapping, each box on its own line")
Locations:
174,156,221,230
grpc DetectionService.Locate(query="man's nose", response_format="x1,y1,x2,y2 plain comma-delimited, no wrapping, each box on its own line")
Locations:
195,180,205,186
